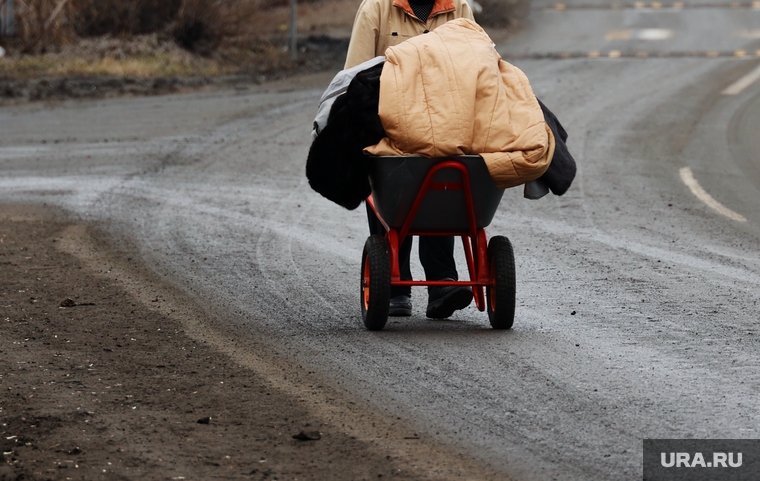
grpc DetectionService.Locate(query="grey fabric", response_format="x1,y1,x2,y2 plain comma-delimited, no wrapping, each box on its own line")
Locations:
311,56,385,140
524,178,550,200
306,62,386,210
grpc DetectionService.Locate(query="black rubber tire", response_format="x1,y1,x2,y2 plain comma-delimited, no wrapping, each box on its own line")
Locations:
361,235,391,331
486,235,516,329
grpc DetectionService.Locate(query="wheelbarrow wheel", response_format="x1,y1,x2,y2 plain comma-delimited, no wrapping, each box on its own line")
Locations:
486,235,516,329
361,235,391,331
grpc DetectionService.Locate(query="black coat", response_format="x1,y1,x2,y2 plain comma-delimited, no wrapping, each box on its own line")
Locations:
537,98,576,196
305,63,384,210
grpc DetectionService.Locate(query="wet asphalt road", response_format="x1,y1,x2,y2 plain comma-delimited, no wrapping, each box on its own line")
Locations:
2,1,760,479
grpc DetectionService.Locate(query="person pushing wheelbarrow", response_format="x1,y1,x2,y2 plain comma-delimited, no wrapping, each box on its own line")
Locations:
345,0,481,320
307,3,574,330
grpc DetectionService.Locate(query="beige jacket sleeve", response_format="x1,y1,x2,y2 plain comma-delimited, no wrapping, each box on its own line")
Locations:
344,0,381,69
460,2,474,20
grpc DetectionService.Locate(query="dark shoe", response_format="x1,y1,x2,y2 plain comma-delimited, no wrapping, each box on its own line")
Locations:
426,283,473,319
389,295,412,317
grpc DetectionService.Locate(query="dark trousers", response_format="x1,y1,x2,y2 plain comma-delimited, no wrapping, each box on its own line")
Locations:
366,203,458,297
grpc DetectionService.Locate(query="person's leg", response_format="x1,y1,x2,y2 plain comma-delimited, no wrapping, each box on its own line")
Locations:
366,202,412,298
394,236,413,297
418,236,457,281
419,236,472,318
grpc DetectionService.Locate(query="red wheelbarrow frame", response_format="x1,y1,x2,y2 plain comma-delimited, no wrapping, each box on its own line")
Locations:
366,159,493,312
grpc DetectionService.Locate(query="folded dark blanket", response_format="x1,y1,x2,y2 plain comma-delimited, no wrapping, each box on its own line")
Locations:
306,63,385,210
537,98,576,196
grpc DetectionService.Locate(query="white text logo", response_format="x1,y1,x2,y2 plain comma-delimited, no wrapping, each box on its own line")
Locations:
660,452,742,468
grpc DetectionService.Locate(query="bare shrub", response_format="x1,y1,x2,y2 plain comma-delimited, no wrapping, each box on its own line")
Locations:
262,0,324,7
13,0,77,53
23,0,259,54
171,0,258,53
71,0,182,36
474,0,530,28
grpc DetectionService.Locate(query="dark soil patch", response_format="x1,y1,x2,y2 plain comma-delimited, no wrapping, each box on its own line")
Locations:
0,205,494,480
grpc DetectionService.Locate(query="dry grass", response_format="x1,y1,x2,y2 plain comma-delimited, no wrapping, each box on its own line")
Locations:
0,51,227,79
0,29,306,80
0,0,286,78
0,33,234,79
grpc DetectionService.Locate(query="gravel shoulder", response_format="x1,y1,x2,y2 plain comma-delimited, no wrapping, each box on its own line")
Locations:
0,204,505,480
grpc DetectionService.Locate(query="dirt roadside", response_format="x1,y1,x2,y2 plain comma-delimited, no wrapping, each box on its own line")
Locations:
0,205,506,480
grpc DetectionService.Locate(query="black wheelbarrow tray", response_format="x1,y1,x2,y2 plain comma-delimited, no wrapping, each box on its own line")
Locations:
361,154,516,331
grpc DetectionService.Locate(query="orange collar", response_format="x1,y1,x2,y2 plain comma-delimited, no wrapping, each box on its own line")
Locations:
393,0,456,20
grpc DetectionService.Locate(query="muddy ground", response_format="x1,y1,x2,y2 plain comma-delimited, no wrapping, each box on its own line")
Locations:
0,206,503,480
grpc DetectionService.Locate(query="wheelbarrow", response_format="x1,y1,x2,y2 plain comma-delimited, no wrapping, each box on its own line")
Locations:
361,155,516,331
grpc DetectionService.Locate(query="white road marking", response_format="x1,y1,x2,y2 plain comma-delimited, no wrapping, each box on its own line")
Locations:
637,28,674,40
605,29,673,41
679,167,746,222
721,63,760,95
